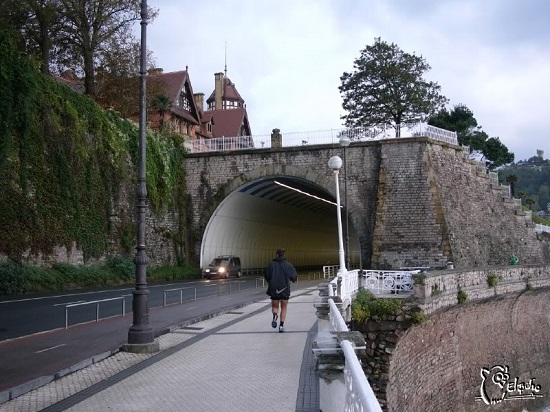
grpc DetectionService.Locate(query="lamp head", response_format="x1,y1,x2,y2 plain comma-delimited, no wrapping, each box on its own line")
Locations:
339,135,351,147
328,156,343,171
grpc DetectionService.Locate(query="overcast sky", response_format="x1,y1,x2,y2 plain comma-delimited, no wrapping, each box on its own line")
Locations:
146,0,549,162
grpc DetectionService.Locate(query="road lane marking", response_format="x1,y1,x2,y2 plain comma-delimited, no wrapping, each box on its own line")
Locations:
0,282,208,304
35,344,66,354
184,307,197,311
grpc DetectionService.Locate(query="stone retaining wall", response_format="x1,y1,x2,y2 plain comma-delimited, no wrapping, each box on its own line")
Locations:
353,265,550,411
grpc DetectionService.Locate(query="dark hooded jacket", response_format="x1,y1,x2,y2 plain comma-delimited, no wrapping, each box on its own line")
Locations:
265,257,297,298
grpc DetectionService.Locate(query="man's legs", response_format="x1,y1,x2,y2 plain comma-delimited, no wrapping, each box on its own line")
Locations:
271,299,279,328
279,299,288,332
280,299,288,323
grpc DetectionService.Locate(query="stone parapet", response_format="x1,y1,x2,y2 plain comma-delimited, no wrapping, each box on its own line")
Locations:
413,264,550,315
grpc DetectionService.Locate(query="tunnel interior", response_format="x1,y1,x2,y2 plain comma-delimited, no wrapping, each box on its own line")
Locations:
200,176,360,270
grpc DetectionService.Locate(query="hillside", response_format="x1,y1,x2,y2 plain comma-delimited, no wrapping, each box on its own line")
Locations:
499,154,550,214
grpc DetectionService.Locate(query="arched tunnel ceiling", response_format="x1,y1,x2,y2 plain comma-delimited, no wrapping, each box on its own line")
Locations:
200,176,361,270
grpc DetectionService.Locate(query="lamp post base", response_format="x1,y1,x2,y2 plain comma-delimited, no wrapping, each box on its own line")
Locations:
122,340,159,354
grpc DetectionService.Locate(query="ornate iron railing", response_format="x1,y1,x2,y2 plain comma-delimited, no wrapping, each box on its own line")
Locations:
361,270,414,295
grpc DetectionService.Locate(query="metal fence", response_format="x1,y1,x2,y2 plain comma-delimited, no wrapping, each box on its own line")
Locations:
536,224,550,233
184,123,458,153
328,272,383,412
361,270,415,296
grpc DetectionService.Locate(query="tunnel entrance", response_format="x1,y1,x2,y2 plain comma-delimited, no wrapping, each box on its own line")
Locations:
200,176,360,271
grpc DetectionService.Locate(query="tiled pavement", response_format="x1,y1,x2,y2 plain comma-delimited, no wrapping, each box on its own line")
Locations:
0,288,320,412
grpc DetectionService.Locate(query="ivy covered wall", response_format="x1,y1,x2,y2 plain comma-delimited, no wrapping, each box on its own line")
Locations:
0,29,187,266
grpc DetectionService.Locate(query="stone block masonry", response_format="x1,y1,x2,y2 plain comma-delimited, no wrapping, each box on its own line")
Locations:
185,136,549,269
353,265,550,411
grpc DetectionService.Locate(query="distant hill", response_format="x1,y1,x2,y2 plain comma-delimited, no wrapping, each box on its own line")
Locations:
498,153,550,214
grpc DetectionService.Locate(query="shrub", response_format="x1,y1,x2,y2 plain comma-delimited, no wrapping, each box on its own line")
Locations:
487,273,500,288
457,288,468,304
106,256,135,281
411,311,427,325
149,265,201,282
351,289,403,323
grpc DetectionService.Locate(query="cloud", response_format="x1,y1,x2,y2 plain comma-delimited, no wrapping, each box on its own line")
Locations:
147,0,549,161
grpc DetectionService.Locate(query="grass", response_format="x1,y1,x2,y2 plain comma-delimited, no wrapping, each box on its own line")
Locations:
0,257,201,296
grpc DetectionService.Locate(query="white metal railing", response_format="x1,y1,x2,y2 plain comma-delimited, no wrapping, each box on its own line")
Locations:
488,171,499,186
329,297,349,332
535,224,550,233
65,296,126,329
342,340,383,412
361,270,415,295
328,268,362,302
424,124,458,144
327,295,382,411
185,123,458,153
323,265,340,279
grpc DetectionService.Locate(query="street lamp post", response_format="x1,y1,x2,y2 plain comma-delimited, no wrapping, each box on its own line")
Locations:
124,0,159,353
339,135,351,269
328,156,347,275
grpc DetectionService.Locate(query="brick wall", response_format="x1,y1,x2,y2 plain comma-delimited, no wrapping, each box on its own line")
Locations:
387,287,550,411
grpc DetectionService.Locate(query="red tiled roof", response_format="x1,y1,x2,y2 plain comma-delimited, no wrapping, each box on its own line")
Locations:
203,108,251,137
206,77,244,104
152,70,201,123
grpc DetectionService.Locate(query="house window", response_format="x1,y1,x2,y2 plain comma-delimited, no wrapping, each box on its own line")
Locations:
207,122,212,133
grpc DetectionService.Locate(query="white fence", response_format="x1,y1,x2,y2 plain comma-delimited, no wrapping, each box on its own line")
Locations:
536,224,550,233
361,270,415,296
328,272,383,412
184,123,458,153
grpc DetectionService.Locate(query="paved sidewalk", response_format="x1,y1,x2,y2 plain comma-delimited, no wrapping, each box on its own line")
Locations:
0,287,320,412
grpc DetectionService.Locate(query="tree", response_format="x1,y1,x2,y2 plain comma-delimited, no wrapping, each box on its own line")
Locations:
339,37,448,137
429,104,514,169
94,26,159,117
20,0,64,74
150,93,172,132
57,0,157,96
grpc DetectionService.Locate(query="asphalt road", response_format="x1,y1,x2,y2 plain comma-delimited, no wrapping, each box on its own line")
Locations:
0,277,323,394
0,277,267,342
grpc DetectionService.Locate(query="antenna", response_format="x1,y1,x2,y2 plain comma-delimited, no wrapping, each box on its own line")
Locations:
224,41,227,78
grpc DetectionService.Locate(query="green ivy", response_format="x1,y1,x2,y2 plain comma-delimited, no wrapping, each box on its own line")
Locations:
0,29,187,262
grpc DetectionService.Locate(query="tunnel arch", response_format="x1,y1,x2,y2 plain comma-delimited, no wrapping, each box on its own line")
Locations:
199,164,362,271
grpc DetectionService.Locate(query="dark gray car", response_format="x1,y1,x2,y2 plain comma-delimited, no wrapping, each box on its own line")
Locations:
203,256,242,279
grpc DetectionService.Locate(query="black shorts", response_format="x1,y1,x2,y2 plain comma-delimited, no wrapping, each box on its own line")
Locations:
271,294,289,301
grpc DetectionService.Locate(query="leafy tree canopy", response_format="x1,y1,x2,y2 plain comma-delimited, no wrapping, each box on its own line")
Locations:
339,37,448,137
2,0,158,96
428,104,514,169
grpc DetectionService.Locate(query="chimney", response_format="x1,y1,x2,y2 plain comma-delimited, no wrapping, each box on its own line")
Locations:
148,67,163,75
214,72,224,110
194,93,204,112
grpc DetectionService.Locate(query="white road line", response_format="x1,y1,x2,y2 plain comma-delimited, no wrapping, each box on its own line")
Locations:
35,344,66,354
184,307,197,311
53,300,86,307
0,282,203,304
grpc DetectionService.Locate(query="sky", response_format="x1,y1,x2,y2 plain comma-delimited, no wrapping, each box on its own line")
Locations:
145,0,550,162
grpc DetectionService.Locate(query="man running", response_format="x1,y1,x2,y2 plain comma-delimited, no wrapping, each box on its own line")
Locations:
265,248,297,333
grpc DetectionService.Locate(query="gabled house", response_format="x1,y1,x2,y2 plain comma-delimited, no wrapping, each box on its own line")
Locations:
148,69,214,139
145,68,253,148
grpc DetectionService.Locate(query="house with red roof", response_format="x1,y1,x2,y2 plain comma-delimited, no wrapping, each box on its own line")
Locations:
148,69,252,146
